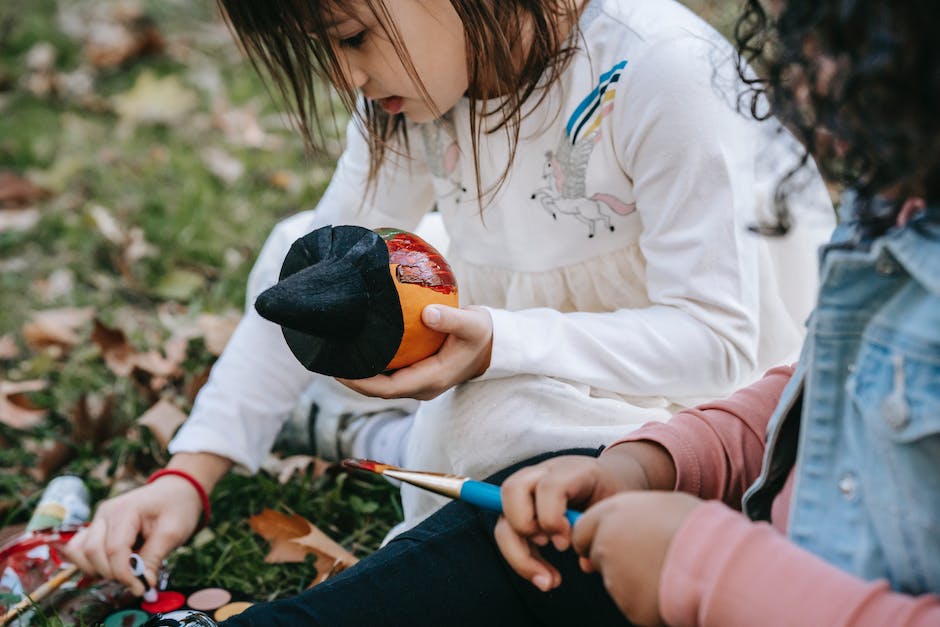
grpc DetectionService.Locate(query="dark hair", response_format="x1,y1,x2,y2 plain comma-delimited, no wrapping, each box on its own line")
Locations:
735,0,940,231
216,0,581,206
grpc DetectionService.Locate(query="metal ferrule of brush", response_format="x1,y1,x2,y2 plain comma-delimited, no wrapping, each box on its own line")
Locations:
380,469,466,500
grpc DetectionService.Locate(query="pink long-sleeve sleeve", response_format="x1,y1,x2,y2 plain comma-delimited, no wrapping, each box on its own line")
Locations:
660,502,940,627
605,364,795,506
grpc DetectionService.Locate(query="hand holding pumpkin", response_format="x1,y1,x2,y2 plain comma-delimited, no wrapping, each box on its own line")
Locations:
339,303,493,401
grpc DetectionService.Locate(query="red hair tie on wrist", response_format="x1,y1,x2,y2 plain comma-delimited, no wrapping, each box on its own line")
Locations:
147,469,211,530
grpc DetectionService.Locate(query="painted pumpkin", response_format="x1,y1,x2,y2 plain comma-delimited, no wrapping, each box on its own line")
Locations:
254,224,457,379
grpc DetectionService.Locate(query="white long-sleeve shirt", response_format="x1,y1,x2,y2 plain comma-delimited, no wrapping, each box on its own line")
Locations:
170,0,835,483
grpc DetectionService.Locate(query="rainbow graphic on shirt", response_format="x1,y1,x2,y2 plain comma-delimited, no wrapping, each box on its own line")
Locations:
566,60,627,144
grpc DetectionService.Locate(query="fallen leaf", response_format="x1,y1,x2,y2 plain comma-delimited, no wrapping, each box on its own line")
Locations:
0,380,48,430
248,509,358,574
290,522,358,569
137,398,187,450
32,268,75,302
113,71,198,129
72,393,115,447
184,365,212,404
0,208,41,233
91,318,136,376
155,269,206,302
201,146,244,184
197,313,240,356
0,171,50,208
85,14,164,69
0,334,19,360
24,438,73,482
22,307,95,350
91,318,183,383
88,204,125,244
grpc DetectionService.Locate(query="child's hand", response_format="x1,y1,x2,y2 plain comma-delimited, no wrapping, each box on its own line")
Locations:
338,305,493,401
63,477,202,596
494,445,673,592
572,491,702,627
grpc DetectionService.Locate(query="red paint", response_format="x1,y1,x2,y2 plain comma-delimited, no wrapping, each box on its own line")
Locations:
342,458,395,474
378,229,457,295
140,590,185,614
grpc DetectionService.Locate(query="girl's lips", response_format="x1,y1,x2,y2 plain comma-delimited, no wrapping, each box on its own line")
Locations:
379,96,403,114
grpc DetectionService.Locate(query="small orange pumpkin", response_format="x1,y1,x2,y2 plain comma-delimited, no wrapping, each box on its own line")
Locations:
377,227,458,370
254,224,458,379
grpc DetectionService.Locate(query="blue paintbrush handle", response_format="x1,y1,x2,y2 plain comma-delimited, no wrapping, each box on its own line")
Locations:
460,480,581,526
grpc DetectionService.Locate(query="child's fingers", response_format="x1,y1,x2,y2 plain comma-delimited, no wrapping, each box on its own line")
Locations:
103,518,143,593
500,466,546,536
493,517,561,592
570,502,603,564
534,475,578,550
421,305,489,342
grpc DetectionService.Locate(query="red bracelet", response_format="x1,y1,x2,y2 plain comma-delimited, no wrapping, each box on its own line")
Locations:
147,469,211,529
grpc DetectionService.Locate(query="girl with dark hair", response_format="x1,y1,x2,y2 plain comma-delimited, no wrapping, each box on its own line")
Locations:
66,0,834,611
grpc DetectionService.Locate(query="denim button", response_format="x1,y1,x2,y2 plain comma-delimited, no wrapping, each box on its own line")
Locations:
882,395,910,429
838,472,858,499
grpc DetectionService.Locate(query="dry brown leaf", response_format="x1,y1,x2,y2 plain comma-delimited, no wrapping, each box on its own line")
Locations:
248,508,359,574
136,398,187,450
72,393,116,446
248,508,310,544
0,334,19,360
273,455,334,485
84,11,164,69
22,307,94,350
184,365,212,404
91,318,136,376
289,522,358,568
132,350,180,379
92,318,182,386
0,171,50,208
25,438,73,482
197,313,240,356
0,380,48,430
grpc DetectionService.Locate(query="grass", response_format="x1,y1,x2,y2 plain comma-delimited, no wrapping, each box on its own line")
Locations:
0,0,741,623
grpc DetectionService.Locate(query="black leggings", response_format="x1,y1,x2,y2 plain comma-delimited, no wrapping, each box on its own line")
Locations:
223,448,631,627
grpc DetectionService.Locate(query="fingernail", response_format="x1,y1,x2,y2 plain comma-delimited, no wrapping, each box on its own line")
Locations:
552,535,569,552
532,534,549,546
532,574,551,591
423,306,441,325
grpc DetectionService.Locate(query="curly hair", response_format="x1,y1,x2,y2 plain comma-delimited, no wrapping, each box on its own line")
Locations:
735,0,940,232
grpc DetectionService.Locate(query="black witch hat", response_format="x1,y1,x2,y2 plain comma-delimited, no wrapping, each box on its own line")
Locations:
254,225,404,379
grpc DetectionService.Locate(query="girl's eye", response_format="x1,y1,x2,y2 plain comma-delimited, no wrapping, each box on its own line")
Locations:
339,31,366,48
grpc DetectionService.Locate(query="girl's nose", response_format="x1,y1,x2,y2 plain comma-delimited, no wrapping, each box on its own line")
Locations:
336,52,368,90
348,65,368,90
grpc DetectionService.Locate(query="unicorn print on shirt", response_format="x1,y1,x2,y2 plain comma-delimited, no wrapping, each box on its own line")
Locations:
531,60,636,238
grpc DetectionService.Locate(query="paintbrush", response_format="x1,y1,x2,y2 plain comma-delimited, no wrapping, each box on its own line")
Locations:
343,459,581,526
1,563,79,626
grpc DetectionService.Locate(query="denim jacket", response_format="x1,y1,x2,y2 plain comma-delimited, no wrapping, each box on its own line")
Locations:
742,194,940,595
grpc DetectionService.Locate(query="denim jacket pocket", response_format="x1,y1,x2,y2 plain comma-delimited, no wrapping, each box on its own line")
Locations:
851,333,940,593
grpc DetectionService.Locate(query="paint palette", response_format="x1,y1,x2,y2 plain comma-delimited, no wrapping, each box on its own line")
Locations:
99,586,255,625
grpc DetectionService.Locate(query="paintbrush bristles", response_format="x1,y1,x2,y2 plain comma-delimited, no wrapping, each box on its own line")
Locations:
341,458,397,474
